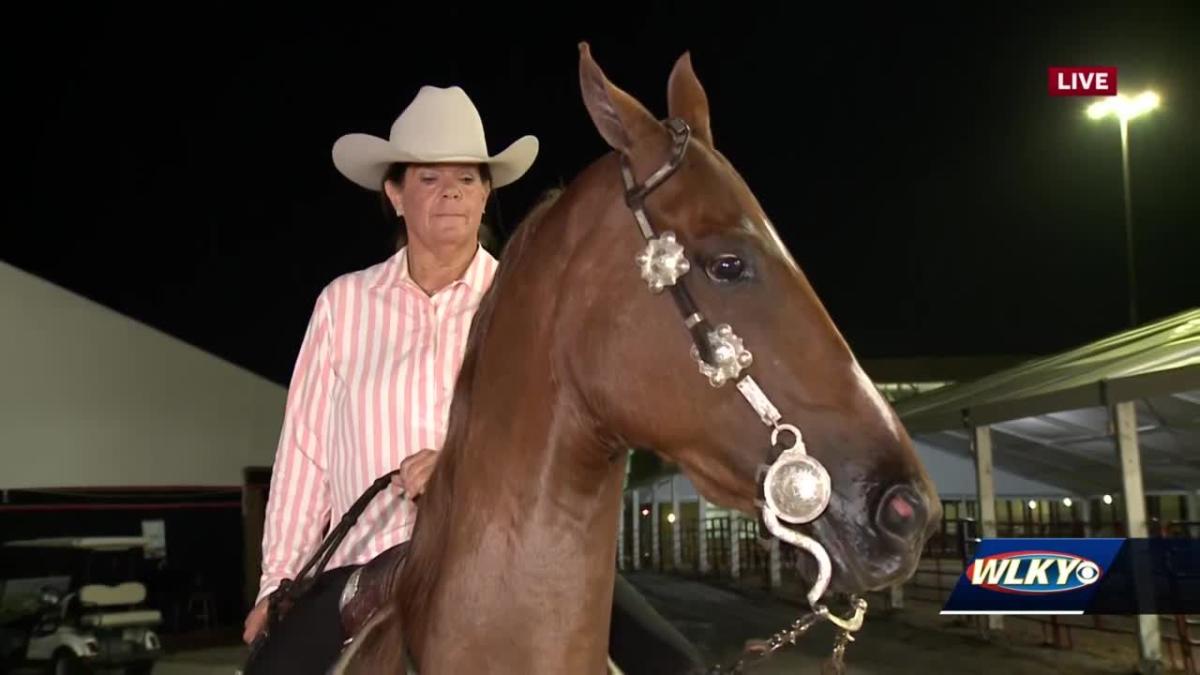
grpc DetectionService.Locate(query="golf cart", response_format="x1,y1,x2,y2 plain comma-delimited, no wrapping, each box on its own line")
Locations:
0,536,162,674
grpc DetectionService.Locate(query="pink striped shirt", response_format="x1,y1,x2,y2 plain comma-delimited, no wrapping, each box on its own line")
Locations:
257,244,498,603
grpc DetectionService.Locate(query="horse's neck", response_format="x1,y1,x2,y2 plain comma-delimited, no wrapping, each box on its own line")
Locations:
411,320,628,672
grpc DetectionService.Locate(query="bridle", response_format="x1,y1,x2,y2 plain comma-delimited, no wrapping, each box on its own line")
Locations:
251,116,868,675
619,117,868,673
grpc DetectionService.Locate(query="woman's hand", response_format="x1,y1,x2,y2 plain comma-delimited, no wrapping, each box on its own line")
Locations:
394,448,439,498
243,597,269,644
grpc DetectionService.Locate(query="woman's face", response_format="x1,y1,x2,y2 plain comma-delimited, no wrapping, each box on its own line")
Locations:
386,163,491,251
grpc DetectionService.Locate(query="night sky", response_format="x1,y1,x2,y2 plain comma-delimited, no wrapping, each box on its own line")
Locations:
5,3,1198,386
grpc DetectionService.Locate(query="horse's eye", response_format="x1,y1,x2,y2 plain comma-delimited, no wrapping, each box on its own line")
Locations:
707,254,746,282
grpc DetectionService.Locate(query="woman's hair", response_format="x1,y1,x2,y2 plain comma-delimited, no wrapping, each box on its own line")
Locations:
380,162,500,252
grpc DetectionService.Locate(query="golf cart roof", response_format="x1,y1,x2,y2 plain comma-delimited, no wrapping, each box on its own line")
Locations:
3,537,150,551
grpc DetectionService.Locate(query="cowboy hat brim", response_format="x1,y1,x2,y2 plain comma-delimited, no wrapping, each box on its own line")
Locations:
331,133,539,191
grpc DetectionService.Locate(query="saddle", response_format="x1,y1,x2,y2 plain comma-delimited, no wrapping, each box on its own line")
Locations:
252,470,407,651
337,541,409,637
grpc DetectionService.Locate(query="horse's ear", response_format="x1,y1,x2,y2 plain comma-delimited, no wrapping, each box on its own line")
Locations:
667,51,713,147
578,42,661,154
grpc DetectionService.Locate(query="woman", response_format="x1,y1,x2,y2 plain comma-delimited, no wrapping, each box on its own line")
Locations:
243,85,706,674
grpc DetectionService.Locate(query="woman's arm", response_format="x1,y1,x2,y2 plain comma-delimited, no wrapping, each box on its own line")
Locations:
255,286,337,604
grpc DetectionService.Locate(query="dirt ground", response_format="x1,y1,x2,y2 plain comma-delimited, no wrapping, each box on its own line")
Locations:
51,570,1186,674
622,571,1160,674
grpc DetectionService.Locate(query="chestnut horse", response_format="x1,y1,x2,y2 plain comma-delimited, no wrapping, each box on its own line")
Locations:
334,44,941,674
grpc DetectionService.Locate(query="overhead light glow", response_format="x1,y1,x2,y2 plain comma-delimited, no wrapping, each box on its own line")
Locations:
1087,91,1161,121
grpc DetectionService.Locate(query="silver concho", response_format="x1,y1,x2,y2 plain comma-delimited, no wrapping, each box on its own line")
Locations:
690,324,753,387
763,424,832,525
635,231,690,293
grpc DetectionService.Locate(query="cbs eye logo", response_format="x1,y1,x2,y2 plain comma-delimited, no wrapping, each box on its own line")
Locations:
1075,561,1101,585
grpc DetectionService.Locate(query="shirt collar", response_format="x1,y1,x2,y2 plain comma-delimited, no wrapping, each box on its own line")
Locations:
373,243,496,297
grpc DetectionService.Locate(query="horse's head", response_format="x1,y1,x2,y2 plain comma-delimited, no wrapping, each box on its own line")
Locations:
558,44,941,595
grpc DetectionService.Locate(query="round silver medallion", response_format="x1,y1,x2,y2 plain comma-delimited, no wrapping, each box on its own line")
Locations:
763,453,832,525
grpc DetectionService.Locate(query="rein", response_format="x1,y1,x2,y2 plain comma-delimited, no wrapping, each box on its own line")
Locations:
620,117,868,673
247,469,402,659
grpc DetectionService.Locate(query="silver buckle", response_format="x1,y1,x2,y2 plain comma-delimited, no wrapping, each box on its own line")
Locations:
338,567,362,614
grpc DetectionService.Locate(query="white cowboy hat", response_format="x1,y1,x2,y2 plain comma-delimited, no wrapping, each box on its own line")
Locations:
332,85,539,191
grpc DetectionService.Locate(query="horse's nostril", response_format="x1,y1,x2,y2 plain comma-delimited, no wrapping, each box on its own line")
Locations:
877,484,927,543
890,494,914,520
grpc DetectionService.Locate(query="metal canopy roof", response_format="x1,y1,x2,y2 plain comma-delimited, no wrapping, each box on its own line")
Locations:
895,308,1200,496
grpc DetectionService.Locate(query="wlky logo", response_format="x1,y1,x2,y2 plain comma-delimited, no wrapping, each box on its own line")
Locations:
969,551,1102,594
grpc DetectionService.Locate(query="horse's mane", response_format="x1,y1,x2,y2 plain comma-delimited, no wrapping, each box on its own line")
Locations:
397,186,565,623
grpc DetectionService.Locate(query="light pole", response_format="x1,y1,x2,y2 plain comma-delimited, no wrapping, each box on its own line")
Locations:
1086,90,1160,327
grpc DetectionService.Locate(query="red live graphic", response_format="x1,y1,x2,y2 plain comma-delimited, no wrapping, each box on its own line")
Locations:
1048,67,1118,96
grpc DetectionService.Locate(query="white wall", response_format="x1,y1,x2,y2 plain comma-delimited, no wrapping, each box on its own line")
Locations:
913,439,1073,498
649,473,699,501
1,261,286,488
